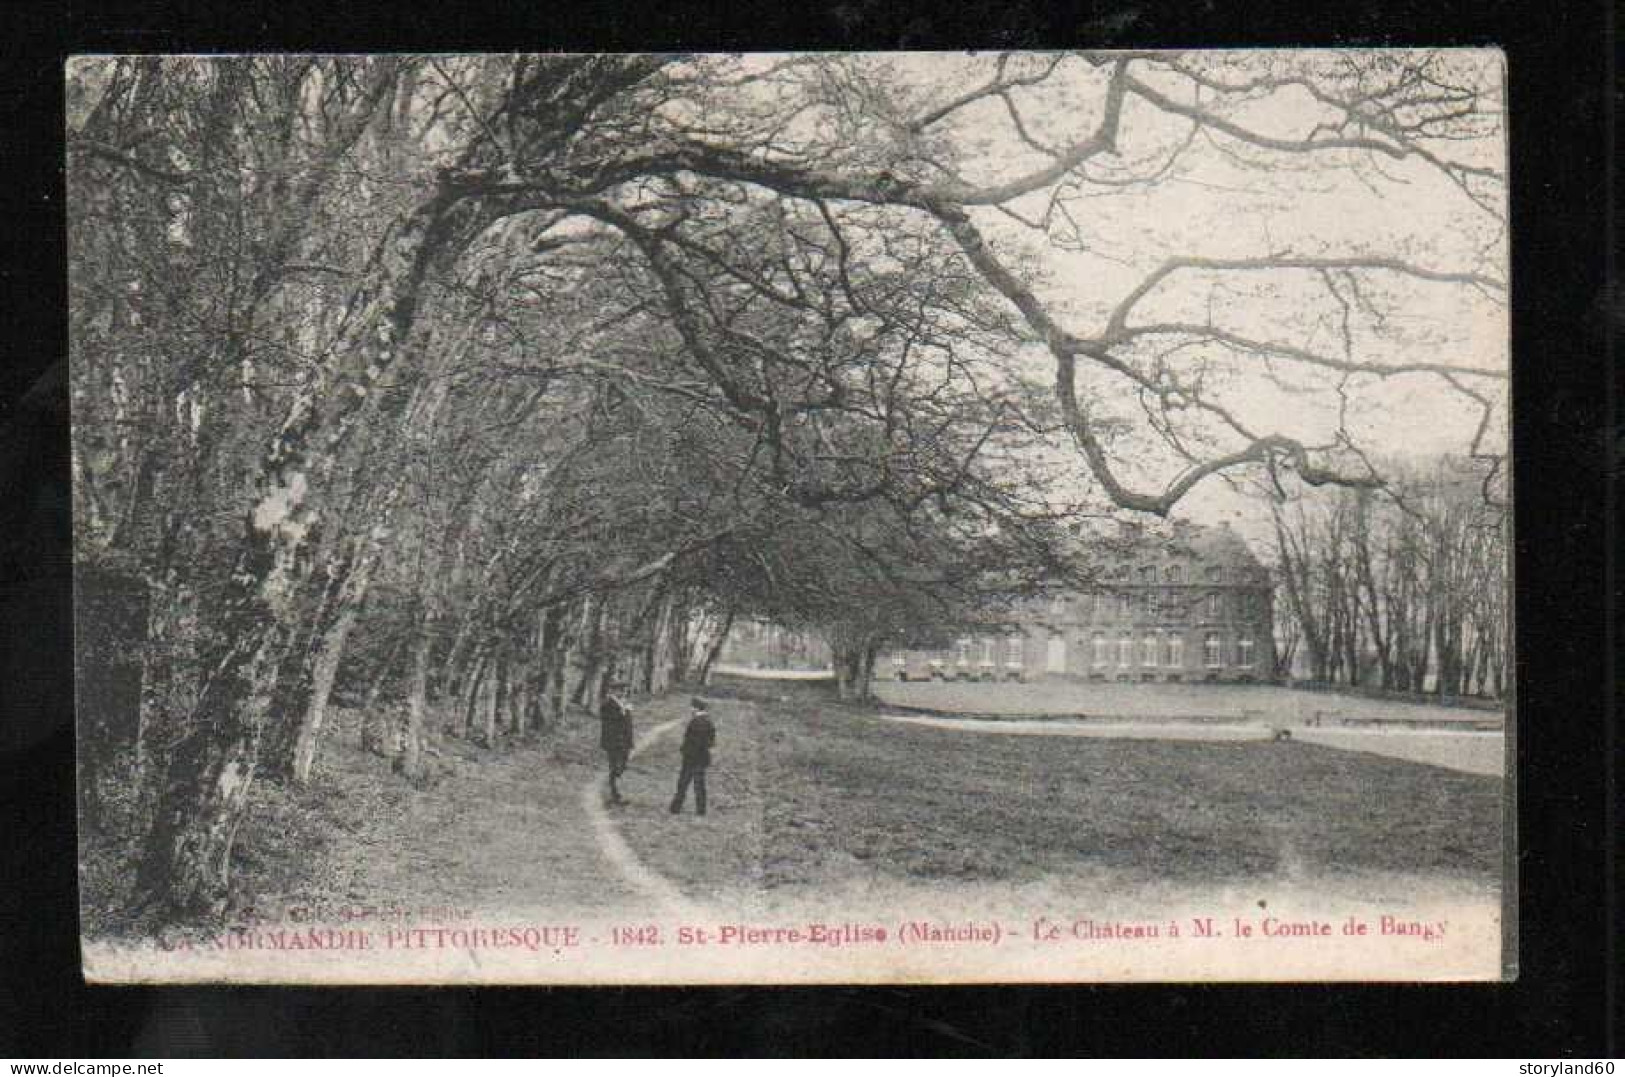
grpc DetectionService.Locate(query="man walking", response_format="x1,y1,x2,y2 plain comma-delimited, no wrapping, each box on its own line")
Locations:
599,682,634,806
669,697,717,816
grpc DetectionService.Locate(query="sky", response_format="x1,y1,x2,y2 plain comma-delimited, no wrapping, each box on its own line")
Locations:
866,51,1509,552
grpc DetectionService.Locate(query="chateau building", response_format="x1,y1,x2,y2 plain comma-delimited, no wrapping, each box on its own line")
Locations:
715,522,1278,685
886,522,1278,684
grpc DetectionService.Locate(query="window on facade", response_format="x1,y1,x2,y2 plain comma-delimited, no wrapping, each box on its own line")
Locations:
1205,593,1222,620
1093,631,1109,666
1006,636,1024,666
1205,565,1223,581
1237,636,1254,667
1118,594,1134,619
1139,565,1155,584
1142,633,1159,667
1166,564,1184,584
1165,634,1184,668
980,638,997,664
1118,632,1133,667
956,638,972,664
1204,632,1223,668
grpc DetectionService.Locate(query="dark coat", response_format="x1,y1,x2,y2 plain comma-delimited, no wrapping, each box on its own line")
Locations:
599,695,633,751
679,713,716,767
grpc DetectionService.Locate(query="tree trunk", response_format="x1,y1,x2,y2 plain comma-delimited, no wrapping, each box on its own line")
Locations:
283,520,391,783
856,646,877,701
665,595,691,686
440,610,480,700
637,633,658,694
132,183,481,917
286,595,360,784
359,629,406,733
136,576,192,810
134,616,297,918
461,650,489,741
568,596,606,711
506,638,531,739
697,607,734,685
536,602,568,728
399,626,432,779
832,644,867,701
485,653,505,748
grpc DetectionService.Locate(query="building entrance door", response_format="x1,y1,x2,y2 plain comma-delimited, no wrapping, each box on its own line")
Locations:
1046,635,1067,674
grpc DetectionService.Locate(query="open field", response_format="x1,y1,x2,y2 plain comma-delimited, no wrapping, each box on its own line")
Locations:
871,713,1505,777
620,691,1504,912
875,678,1501,725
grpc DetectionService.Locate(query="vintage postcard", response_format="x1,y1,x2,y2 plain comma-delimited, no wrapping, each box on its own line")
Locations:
69,50,1511,983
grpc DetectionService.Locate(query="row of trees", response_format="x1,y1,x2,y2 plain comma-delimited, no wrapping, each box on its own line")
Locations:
67,53,1506,923
1268,458,1507,698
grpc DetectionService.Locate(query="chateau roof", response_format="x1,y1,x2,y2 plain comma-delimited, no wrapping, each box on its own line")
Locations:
1069,519,1268,583
1162,520,1265,571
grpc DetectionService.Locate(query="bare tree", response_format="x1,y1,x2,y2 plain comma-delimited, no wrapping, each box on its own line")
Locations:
1267,456,1506,697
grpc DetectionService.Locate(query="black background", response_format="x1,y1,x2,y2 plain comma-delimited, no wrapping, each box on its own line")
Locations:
0,0,1616,1057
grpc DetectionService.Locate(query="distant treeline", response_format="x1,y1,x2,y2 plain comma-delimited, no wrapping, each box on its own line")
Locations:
1269,456,1507,700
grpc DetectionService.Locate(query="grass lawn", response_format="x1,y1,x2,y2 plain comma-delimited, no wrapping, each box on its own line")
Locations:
84,685,1502,945
620,688,1504,907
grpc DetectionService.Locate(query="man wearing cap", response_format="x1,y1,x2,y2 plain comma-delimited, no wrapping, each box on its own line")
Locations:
599,683,634,806
669,697,717,816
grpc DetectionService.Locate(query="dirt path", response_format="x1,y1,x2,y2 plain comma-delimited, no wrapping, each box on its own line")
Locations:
325,726,675,921
578,715,708,918
875,680,1501,725
607,696,771,910
875,712,1274,740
